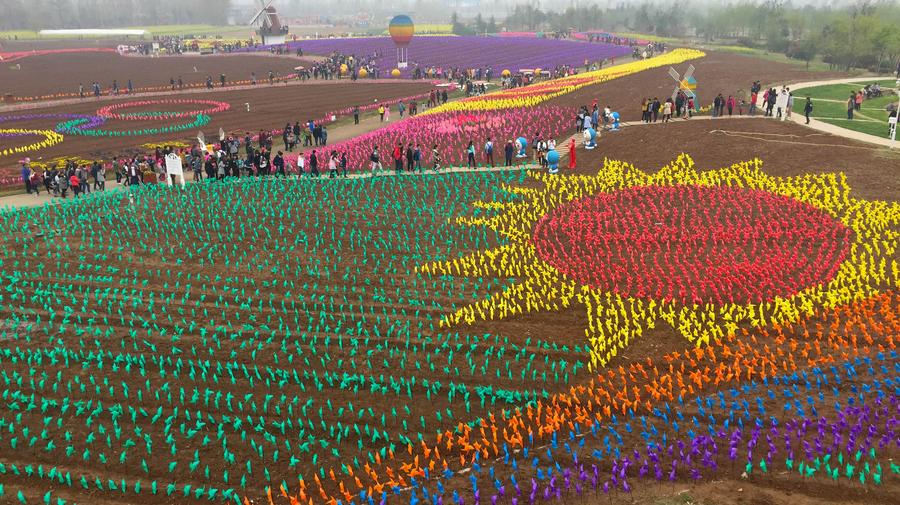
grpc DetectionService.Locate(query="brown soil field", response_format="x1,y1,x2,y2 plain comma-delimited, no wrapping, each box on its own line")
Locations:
0,48,895,505
549,51,840,119
1,52,310,98
0,80,433,167
574,117,899,202
0,113,895,505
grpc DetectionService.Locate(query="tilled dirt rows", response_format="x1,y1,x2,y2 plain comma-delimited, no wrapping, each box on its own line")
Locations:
569,117,899,202
1,52,308,99
548,51,841,122
0,81,433,167
0,49,896,505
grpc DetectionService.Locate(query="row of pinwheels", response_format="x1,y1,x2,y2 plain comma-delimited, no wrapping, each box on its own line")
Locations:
282,289,898,505
0,172,593,504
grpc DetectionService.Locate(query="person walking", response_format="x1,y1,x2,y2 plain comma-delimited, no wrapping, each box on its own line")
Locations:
290,151,302,176
726,95,735,116
504,140,514,167
340,151,348,177
96,164,106,191
392,143,403,174
804,97,813,125
847,94,855,120
413,144,422,172
309,149,319,177
20,160,32,195
663,99,672,122
273,151,285,176
370,147,382,173
328,151,338,178
466,141,476,169
484,138,494,167
378,104,386,122
353,106,360,125
405,143,414,172
431,144,441,171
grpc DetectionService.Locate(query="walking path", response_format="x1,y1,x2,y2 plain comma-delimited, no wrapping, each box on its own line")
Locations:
779,77,900,148
0,161,543,211
4,77,897,210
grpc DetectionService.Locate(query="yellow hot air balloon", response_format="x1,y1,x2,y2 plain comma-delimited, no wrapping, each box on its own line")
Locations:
340,64,348,75
501,69,511,77
391,68,401,78
358,68,368,79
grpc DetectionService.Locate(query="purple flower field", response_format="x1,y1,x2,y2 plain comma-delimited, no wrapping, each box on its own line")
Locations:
251,36,631,77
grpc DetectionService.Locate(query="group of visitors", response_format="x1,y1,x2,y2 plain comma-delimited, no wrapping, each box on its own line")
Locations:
631,42,667,60
711,93,742,117
575,102,614,131
281,121,329,151
19,158,106,198
759,86,794,119
639,94,694,122
845,85,885,120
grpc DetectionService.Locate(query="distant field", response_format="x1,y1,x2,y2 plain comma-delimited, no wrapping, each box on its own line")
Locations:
614,31,679,43
0,25,244,39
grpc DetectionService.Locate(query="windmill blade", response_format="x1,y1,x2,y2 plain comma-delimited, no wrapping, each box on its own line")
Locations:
248,8,267,25
682,64,696,82
667,67,681,81
248,1,273,25
671,85,681,101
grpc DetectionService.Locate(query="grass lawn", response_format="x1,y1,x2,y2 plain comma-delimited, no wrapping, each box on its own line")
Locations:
820,118,895,138
799,81,898,138
799,82,898,101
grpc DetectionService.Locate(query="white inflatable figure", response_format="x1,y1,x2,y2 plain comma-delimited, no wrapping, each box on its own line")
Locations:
610,112,621,131
515,136,528,158
583,128,597,149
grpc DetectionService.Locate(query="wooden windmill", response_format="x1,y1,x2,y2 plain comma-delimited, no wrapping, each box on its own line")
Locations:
249,0,288,45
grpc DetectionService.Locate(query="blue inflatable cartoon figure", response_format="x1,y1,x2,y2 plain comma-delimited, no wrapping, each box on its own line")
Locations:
515,136,528,157
582,127,597,149
546,148,559,174
610,112,621,131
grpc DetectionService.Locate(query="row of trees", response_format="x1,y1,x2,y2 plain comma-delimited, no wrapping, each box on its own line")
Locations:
451,13,497,36
499,1,900,73
0,0,231,31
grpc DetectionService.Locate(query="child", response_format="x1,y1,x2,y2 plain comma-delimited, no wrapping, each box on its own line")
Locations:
328,151,338,178
431,145,441,171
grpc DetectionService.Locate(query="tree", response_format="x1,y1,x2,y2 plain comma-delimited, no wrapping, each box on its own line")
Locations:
789,37,819,69
487,16,497,34
474,13,485,35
